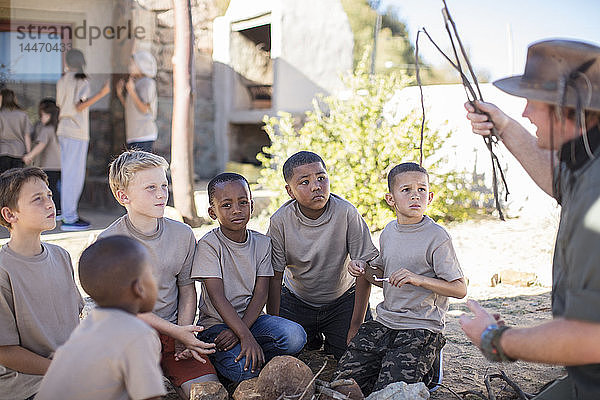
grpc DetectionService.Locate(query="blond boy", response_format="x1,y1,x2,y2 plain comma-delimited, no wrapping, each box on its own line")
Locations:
0,167,82,400
98,150,217,399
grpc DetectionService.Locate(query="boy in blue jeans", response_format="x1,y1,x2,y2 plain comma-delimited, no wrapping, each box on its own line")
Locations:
266,151,379,359
336,163,467,395
193,173,306,382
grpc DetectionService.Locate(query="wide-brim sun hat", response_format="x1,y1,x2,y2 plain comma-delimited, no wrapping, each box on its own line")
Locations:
132,50,157,78
493,39,600,112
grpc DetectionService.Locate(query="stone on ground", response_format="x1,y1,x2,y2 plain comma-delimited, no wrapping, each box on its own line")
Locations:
256,355,315,400
365,381,429,400
233,377,260,400
318,378,364,400
190,381,228,400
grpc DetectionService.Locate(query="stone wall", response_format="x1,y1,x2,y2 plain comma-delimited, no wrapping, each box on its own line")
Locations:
150,0,221,179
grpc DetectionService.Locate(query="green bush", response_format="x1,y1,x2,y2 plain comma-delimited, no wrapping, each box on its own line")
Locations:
257,64,489,231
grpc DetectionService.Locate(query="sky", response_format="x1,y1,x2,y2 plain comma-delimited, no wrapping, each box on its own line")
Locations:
378,0,600,81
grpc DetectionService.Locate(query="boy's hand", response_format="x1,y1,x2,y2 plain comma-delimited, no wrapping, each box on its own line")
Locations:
174,345,194,361
174,325,216,357
236,333,265,373
348,260,366,277
22,153,34,165
214,328,239,351
389,268,424,288
346,324,360,345
126,77,136,94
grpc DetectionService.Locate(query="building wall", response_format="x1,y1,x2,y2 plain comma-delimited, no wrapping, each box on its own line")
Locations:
148,0,221,179
275,0,353,113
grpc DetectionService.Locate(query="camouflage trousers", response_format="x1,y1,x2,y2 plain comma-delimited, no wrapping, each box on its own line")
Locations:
335,320,445,395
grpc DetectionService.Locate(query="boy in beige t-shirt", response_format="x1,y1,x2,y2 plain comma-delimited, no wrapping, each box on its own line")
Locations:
0,167,83,400
97,150,217,399
116,50,158,153
193,173,306,382
266,151,378,359
37,235,166,400
336,163,467,395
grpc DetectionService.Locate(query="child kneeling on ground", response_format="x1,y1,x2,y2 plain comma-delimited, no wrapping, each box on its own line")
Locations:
335,162,467,395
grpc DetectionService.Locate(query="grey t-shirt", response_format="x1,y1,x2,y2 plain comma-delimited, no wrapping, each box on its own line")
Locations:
268,193,378,306
373,216,463,333
36,308,166,400
552,154,600,397
0,109,31,158
192,228,273,329
98,216,195,324
32,122,60,171
56,72,90,141
124,77,157,143
0,243,83,400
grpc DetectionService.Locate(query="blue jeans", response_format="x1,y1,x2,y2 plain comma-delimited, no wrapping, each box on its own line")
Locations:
198,314,307,382
280,285,372,359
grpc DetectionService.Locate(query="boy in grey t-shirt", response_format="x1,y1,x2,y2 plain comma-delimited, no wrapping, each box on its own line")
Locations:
336,163,467,395
37,236,166,400
0,168,82,400
116,50,158,153
266,151,379,359
193,173,306,382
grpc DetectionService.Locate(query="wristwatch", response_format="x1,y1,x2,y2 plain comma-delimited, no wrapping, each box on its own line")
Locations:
480,324,515,362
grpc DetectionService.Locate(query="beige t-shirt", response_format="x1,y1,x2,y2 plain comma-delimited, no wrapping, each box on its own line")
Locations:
98,216,196,324
36,308,166,400
56,72,90,141
32,122,61,171
268,194,378,306
373,216,463,333
0,109,32,157
192,228,273,329
125,77,158,143
0,243,83,400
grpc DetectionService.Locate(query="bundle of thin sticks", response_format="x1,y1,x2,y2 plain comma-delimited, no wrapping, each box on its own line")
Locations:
414,0,509,220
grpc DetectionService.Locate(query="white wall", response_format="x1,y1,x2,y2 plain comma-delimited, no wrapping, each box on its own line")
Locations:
274,0,353,112
386,83,559,217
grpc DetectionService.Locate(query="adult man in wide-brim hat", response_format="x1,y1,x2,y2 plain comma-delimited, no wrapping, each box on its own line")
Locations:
460,39,600,399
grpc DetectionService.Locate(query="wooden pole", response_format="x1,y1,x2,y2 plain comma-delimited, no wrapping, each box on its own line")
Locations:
171,0,201,225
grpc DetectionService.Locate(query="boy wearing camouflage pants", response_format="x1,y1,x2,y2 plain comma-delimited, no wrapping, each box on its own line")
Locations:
335,163,467,395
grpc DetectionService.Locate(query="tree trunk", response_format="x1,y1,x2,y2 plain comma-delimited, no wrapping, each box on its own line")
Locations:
171,0,201,226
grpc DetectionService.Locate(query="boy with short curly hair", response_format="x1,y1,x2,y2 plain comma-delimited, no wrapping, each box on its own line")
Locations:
37,235,166,400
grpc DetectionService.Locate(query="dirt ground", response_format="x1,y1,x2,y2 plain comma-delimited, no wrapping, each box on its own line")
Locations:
34,206,564,399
